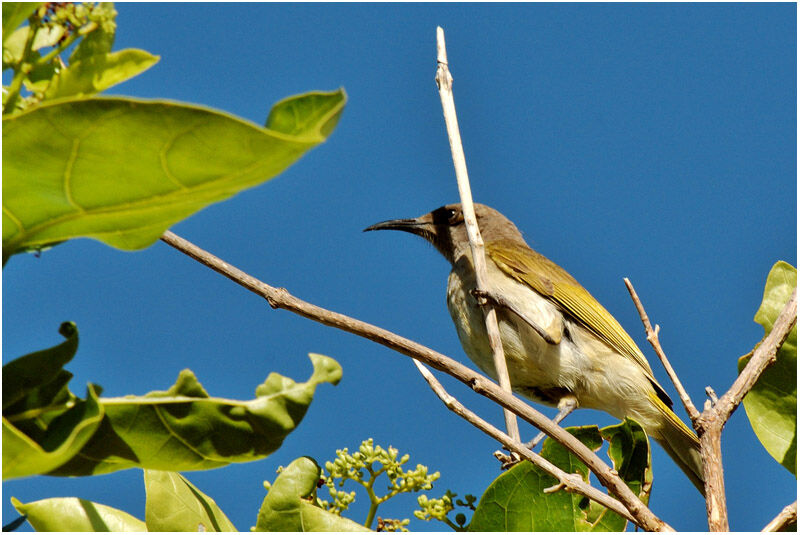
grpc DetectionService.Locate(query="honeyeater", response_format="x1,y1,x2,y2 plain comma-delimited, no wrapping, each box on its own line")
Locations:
365,203,704,494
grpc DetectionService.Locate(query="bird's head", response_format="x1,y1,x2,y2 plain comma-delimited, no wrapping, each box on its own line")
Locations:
364,203,526,263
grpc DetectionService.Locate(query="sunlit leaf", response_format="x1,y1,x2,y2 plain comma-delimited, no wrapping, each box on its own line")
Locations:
11,496,146,531
144,470,236,531
738,261,797,476
2,90,346,263
3,326,342,479
50,353,342,476
468,421,651,532
254,457,370,532
2,3,42,45
43,49,159,99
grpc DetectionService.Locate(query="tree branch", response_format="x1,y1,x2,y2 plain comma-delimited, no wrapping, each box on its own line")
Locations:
711,288,797,422
159,230,669,531
435,26,520,442
411,360,667,530
695,288,797,531
762,501,797,532
623,278,700,421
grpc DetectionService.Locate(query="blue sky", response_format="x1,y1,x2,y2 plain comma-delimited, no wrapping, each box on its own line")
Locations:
3,3,796,531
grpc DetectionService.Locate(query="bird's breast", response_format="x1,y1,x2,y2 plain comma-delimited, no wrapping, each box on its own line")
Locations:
445,260,574,404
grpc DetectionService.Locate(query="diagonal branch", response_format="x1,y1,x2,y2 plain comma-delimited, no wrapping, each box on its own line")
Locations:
695,288,797,531
159,230,669,531
762,501,797,532
435,26,520,442
411,360,665,529
711,288,797,422
623,278,700,421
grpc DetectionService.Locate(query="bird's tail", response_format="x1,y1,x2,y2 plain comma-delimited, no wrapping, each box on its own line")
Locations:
650,393,705,495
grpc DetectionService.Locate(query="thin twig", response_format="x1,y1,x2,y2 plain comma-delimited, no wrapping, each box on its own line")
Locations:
695,288,797,531
434,26,520,442
159,230,668,531
762,501,797,532
411,361,665,530
623,278,700,421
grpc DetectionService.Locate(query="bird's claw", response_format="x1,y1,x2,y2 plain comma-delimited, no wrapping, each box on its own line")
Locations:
470,288,497,307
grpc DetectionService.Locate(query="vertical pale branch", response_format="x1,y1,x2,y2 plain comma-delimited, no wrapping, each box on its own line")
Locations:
434,26,520,442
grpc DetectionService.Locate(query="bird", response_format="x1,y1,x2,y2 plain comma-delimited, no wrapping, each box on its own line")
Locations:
364,202,704,494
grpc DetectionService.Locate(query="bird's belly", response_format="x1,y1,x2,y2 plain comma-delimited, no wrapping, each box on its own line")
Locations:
445,268,663,431
446,268,580,406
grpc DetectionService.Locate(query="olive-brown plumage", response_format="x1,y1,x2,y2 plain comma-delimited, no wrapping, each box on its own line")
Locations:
366,203,704,494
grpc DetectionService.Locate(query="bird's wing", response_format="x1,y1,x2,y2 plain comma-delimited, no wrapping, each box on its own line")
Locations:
487,240,672,405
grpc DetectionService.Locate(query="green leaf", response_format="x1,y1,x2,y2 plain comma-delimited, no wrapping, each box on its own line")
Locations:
2,26,63,69
2,321,78,409
1,322,107,481
468,422,651,532
2,3,42,45
266,90,346,137
254,457,370,532
2,91,346,263
48,353,342,476
468,426,601,532
3,384,103,480
11,496,146,531
144,470,236,531
738,261,797,476
43,49,159,99
590,419,652,531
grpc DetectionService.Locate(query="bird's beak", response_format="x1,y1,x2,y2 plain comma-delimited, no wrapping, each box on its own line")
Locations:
364,212,438,245
364,217,425,234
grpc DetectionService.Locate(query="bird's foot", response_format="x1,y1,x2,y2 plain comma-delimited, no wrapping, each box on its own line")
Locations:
470,288,497,307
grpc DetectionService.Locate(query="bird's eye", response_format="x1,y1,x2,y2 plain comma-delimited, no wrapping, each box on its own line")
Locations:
447,209,458,221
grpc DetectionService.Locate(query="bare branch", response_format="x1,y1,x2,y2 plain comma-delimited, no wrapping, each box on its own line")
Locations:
712,288,797,422
763,501,797,532
159,230,669,531
624,278,700,421
435,26,519,442
411,361,667,530
695,288,797,531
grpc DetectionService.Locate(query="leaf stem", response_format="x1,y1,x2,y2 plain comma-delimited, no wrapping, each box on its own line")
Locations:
4,15,40,114
35,30,81,67
5,401,77,422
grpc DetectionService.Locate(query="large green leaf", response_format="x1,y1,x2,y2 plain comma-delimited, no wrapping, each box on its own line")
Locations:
468,421,651,532
144,470,236,531
11,496,146,531
589,420,652,531
3,328,342,479
2,90,346,263
254,457,370,532
51,353,342,476
2,3,42,45
738,261,797,476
